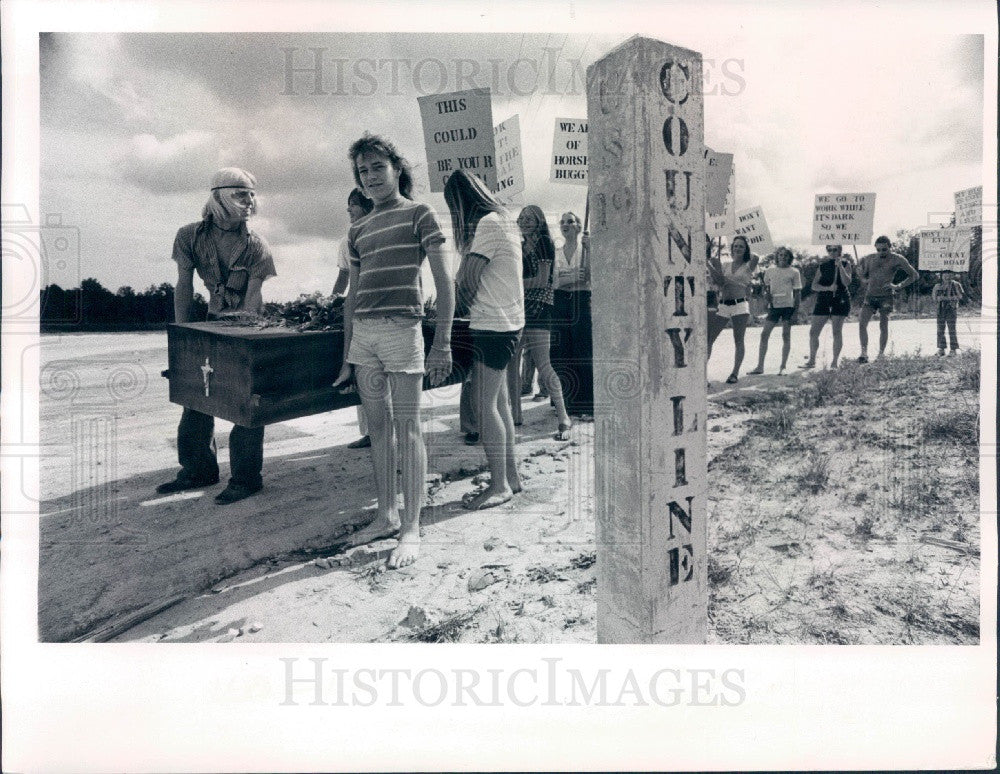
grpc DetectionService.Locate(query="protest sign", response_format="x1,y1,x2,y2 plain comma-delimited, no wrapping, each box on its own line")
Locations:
919,227,972,271
706,161,734,238
493,114,525,200
550,117,588,185
812,192,876,244
705,148,734,217
954,186,982,228
417,88,497,192
734,206,775,255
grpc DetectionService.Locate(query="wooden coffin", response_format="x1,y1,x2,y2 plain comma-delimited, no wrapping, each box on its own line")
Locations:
166,319,472,427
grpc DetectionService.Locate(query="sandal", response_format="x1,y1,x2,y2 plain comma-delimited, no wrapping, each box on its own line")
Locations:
554,423,572,441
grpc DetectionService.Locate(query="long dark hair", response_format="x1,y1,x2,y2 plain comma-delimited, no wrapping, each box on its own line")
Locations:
443,170,505,253
347,187,374,214
348,133,414,200
730,234,753,266
518,205,555,265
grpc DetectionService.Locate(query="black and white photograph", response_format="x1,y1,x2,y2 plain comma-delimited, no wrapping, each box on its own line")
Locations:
3,1,997,771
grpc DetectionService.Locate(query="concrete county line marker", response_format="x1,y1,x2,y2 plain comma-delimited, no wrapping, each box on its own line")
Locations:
588,35,708,644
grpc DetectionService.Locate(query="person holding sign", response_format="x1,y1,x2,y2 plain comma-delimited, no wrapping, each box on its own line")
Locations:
856,236,919,362
748,247,801,375
156,167,277,505
802,243,853,369
333,134,455,569
708,235,759,384
553,211,594,417
932,271,965,355
445,170,524,510
509,205,572,440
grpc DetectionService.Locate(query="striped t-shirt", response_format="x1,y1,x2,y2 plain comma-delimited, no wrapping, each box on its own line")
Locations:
347,197,445,318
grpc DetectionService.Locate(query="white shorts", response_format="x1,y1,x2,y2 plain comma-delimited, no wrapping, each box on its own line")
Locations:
715,299,750,318
347,316,424,374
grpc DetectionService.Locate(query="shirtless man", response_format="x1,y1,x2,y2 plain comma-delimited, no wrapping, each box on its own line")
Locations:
856,235,919,362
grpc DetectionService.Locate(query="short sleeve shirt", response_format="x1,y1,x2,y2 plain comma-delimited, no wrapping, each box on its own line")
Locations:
763,265,802,307
347,198,445,319
171,221,276,314
336,238,351,272
467,212,525,332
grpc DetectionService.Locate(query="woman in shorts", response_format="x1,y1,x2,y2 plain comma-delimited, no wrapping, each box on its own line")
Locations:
445,171,524,510
506,205,572,440
803,243,853,369
708,234,759,384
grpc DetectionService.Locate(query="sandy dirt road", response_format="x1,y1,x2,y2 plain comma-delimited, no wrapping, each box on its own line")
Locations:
36,316,984,643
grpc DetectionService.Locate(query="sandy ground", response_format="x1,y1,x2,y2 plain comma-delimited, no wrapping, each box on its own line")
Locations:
36,315,984,643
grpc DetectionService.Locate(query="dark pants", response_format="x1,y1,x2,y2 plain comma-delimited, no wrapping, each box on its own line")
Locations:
936,305,959,351
552,289,594,415
177,407,265,489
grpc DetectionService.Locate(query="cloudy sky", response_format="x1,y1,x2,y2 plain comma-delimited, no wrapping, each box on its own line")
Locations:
40,30,984,301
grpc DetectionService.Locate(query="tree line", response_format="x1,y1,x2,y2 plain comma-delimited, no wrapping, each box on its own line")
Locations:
40,226,982,331
749,227,984,306
40,280,208,331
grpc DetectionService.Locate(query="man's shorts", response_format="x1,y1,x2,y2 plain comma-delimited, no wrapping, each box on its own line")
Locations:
347,315,424,374
715,298,750,318
766,306,796,323
864,294,894,314
471,328,522,371
813,291,851,317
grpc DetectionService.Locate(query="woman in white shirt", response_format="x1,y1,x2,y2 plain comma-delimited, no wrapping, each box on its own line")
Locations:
707,235,759,384
445,171,524,510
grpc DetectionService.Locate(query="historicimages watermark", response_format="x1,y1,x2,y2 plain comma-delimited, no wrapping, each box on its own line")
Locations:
279,46,745,99
280,657,746,707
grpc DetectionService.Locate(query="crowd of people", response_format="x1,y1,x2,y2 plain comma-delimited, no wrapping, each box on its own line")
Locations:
156,135,967,571
157,134,596,569
706,234,951,382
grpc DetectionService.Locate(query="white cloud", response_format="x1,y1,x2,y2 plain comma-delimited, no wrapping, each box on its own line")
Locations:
41,31,985,294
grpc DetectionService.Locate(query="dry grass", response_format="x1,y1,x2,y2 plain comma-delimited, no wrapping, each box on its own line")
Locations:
920,407,980,446
709,349,980,645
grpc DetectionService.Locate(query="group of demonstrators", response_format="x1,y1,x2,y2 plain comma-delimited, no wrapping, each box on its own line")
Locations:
706,234,948,381
156,134,592,569
156,137,962,572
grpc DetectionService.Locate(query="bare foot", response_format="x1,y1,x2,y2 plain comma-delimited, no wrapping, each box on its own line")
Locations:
340,511,400,549
748,367,764,375
463,486,514,510
387,526,419,569
507,469,523,494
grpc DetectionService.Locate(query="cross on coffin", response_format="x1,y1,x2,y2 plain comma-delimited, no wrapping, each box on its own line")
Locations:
200,357,214,397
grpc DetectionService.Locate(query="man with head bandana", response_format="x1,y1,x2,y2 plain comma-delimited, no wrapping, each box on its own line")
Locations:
156,167,277,504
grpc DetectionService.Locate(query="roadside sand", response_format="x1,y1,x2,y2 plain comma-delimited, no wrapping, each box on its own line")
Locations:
37,321,982,644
